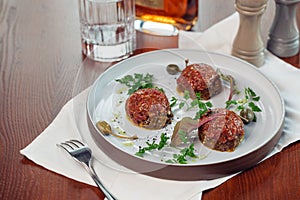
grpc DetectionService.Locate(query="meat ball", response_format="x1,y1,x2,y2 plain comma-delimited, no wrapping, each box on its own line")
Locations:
125,88,173,130
176,63,222,100
198,108,244,152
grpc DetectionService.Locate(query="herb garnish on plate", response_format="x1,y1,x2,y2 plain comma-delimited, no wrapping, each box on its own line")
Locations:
115,73,154,95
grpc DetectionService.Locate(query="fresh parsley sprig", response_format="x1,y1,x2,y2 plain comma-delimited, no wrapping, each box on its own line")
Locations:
170,90,190,109
116,73,154,95
190,93,213,120
217,69,262,123
170,96,178,108
226,87,261,110
166,143,197,164
170,91,212,120
226,87,262,122
135,133,169,157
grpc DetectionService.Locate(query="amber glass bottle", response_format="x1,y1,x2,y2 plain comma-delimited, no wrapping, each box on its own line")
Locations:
135,0,198,31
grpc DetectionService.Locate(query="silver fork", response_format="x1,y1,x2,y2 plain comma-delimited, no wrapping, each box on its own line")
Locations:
57,139,116,200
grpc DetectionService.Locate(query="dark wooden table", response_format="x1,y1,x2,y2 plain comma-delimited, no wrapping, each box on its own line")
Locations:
1,0,299,199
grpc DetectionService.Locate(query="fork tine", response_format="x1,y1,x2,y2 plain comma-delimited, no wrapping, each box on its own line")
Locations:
56,140,85,152
65,141,80,148
63,139,85,148
69,139,85,146
56,143,73,154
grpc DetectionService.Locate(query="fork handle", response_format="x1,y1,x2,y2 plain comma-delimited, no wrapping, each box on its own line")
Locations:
86,166,116,200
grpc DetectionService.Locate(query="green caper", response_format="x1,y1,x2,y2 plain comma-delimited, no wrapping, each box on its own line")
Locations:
240,108,255,124
96,120,138,140
166,64,181,75
96,121,112,135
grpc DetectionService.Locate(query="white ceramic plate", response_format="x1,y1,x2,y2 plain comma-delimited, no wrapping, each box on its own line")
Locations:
86,49,285,180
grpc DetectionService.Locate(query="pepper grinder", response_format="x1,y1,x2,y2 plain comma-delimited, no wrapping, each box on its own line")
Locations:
232,0,268,67
267,0,300,57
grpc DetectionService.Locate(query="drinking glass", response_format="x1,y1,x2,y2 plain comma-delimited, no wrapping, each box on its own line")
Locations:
78,0,136,62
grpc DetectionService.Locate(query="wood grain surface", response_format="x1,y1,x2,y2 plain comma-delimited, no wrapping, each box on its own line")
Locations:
0,0,299,199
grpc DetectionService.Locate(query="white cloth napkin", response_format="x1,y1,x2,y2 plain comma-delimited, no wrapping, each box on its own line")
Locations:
20,13,300,199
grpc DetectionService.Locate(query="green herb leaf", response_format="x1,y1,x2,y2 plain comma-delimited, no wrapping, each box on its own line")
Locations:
135,133,169,157
226,87,262,123
158,133,169,150
190,99,199,108
205,101,213,108
192,92,212,120
195,92,201,100
183,90,190,100
247,87,257,97
179,102,185,109
252,96,260,101
168,143,197,164
248,102,262,112
170,96,178,107
178,130,188,143
116,73,154,95
225,100,238,109
237,105,244,110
